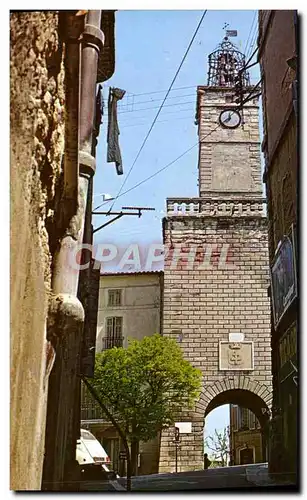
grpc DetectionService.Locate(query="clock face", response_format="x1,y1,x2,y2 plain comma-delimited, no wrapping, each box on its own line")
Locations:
219,109,241,129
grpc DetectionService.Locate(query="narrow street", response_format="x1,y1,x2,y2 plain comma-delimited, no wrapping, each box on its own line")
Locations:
10,9,298,493
82,464,297,492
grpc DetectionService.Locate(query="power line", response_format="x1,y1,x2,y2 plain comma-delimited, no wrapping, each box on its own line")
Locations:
104,84,198,98
120,113,195,130
93,123,220,212
246,20,258,60
243,11,257,57
248,30,259,60
117,100,195,115
117,106,196,123
108,10,208,212
117,92,196,108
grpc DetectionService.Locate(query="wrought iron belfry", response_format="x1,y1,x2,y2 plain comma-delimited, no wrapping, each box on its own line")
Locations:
207,36,250,88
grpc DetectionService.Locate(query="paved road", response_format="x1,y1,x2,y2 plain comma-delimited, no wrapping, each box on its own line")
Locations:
79,464,297,492
117,464,296,492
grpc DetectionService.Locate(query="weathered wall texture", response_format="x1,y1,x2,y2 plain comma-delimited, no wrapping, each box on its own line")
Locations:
159,217,272,472
10,11,65,490
258,10,296,159
266,115,297,260
258,10,298,480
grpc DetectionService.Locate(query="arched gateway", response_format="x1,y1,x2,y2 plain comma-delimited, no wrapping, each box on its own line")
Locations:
159,35,272,473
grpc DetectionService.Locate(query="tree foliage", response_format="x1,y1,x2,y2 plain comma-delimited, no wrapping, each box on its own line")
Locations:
205,427,230,467
90,334,202,444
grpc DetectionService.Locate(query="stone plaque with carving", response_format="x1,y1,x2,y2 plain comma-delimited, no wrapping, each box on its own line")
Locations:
219,341,254,371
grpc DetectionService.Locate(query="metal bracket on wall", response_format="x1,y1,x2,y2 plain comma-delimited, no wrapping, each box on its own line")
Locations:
92,206,155,234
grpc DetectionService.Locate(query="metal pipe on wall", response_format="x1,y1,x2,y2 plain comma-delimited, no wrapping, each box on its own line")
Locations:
43,10,104,491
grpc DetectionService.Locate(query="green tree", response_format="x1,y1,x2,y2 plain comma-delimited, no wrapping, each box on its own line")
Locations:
88,334,202,478
205,427,230,467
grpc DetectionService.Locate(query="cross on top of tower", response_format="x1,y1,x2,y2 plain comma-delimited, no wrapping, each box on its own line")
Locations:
207,31,250,88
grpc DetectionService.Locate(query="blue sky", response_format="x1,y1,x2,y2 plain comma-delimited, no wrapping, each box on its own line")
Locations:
93,10,260,437
93,10,260,249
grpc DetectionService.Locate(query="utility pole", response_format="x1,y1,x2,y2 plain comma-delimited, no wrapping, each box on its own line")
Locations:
173,426,180,473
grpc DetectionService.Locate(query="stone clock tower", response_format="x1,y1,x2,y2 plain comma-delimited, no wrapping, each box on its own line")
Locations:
159,36,272,472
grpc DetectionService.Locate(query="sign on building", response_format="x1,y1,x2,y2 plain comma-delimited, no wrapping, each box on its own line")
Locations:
270,226,297,329
174,422,192,434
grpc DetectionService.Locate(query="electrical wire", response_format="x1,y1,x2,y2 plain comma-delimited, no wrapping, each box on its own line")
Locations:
246,20,258,60
117,100,195,115
120,114,195,130
93,123,220,212
243,11,257,57
117,92,196,108
248,30,258,61
117,106,197,124
104,84,198,98
108,10,208,213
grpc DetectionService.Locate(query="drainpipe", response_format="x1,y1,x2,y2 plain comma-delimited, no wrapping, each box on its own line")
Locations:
43,11,104,491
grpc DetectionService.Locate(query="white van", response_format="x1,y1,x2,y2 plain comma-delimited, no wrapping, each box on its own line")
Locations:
76,428,111,466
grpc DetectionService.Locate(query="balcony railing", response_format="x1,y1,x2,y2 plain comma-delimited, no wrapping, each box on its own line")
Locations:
102,336,123,350
81,402,104,421
166,196,266,217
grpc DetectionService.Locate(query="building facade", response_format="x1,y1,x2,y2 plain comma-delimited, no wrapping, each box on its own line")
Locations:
81,271,163,476
10,10,116,491
229,405,262,465
258,10,298,481
10,11,71,490
159,36,272,473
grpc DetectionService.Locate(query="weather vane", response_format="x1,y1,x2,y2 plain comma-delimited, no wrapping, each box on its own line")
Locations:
222,22,238,38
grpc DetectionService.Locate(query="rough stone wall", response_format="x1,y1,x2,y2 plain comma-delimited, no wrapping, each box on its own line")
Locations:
159,216,272,472
266,115,297,260
10,11,65,490
197,89,262,195
258,10,296,159
259,11,297,480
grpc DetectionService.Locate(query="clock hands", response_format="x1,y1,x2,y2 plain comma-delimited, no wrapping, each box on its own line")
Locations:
219,109,241,129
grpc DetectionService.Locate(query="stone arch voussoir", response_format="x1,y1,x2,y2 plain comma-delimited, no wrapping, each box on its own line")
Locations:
195,376,271,415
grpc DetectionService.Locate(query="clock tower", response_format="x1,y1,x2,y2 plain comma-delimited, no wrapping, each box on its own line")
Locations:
159,35,272,474
196,36,263,204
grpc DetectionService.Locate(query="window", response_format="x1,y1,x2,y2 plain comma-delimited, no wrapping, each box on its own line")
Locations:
103,317,123,349
238,407,249,430
248,410,256,430
108,289,122,307
232,405,238,431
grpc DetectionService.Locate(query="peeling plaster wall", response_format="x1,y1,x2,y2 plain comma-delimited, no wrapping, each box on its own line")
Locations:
10,11,65,490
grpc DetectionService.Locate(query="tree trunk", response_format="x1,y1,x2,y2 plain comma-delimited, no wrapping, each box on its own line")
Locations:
130,439,139,477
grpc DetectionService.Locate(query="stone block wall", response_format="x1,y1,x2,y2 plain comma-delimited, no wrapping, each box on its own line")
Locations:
10,11,65,490
158,215,272,472
196,88,262,195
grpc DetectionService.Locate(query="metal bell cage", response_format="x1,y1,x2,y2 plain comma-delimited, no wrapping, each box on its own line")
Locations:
207,37,250,88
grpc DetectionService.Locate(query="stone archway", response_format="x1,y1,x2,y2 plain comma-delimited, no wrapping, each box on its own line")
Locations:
159,377,272,473
197,377,272,467
196,375,272,426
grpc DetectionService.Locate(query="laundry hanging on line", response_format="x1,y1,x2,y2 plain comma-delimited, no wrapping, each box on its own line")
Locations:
107,87,126,175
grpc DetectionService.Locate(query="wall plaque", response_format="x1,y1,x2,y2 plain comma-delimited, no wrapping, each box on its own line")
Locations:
219,341,254,371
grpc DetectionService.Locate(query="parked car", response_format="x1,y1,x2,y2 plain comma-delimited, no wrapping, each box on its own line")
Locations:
76,428,117,481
